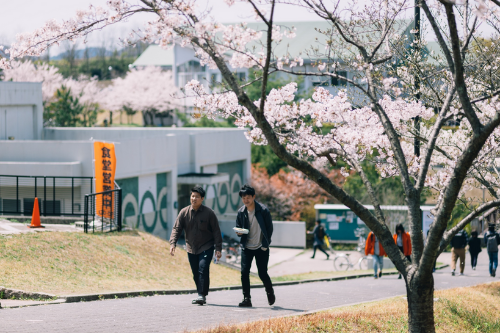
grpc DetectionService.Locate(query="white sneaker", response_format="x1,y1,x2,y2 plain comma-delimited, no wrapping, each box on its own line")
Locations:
459,273,464,276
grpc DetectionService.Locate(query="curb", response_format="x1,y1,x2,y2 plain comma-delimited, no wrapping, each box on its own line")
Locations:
0,287,56,301
1,264,450,305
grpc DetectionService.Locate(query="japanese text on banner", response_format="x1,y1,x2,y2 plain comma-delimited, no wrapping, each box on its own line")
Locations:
94,142,116,219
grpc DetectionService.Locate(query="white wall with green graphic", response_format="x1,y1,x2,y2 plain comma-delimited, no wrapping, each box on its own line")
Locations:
118,172,173,240
118,160,246,240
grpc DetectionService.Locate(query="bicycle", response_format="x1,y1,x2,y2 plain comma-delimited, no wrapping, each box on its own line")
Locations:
222,236,241,264
333,252,369,271
333,227,369,271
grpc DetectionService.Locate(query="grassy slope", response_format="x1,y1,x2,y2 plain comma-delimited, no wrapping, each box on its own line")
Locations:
199,282,500,333
0,231,257,295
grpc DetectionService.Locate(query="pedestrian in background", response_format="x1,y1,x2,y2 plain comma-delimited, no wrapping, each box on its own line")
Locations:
365,231,386,279
235,184,275,308
169,186,222,305
484,224,500,277
450,229,468,276
308,220,330,260
393,223,411,279
468,230,482,271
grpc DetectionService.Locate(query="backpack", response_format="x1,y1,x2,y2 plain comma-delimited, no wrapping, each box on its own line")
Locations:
318,226,326,239
486,233,499,252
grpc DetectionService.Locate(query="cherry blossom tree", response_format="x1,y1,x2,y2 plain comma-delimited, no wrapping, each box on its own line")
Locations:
101,66,180,126
5,0,500,331
2,60,64,103
2,60,103,126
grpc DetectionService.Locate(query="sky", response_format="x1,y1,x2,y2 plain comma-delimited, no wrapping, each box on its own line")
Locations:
0,0,496,55
0,0,321,48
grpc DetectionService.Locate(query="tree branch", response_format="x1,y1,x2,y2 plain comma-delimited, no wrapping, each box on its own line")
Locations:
415,87,456,191
439,199,500,253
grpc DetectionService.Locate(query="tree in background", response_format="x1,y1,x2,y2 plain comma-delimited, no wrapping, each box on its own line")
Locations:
2,60,102,126
251,164,344,229
45,85,83,127
52,41,148,80
2,60,63,103
9,1,500,331
102,66,180,126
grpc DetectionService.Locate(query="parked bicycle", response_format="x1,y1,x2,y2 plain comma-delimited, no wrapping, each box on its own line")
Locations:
332,227,369,271
334,252,369,271
222,236,241,264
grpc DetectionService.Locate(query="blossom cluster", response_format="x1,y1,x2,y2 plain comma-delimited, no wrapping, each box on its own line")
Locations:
3,60,101,106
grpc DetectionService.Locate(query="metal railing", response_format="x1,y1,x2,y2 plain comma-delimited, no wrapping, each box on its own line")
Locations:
0,175,93,216
83,182,122,233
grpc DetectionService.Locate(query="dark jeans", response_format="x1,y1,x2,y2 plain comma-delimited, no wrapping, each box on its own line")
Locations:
241,247,273,298
398,246,411,262
488,251,498,276
187,246,214,296
312,244,329,258
470,251,479,268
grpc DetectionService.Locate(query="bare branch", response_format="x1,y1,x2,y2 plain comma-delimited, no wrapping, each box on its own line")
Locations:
415,87,456,191
439,199,500,253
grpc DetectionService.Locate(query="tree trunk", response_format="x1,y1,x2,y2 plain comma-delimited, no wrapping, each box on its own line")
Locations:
407,275,435,333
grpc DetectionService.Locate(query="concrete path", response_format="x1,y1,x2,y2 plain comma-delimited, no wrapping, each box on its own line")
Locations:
0,250,496,333
0,219,81,235
268,248,361,277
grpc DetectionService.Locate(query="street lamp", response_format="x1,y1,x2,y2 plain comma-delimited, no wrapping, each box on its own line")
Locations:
414,0,421,158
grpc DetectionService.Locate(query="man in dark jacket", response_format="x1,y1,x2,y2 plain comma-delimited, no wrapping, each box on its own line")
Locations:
484,224,500,277
235,184,275,307
450,229,468,276
170,186,222,305
468,230,482,271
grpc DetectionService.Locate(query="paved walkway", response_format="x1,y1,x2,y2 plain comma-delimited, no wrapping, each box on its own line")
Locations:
0,250,496,333
0,219,80,235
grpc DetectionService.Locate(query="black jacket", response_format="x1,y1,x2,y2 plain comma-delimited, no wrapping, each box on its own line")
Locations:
236,200,273,248
468,237,482,254
451,230,468,249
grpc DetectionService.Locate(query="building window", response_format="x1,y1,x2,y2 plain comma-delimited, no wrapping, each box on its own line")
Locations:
177,60,206,73
331,71,348,86
238,72,246,81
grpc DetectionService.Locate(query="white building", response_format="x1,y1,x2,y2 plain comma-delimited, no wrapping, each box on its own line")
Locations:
0,81,251,240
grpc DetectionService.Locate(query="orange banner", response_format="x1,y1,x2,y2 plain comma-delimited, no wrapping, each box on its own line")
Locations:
94,141,116,219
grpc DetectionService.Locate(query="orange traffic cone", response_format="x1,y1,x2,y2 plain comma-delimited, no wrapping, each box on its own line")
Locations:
28,198,44,228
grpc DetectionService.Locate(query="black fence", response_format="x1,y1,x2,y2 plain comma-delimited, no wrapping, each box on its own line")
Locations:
0,175,93,216
83,186,122,233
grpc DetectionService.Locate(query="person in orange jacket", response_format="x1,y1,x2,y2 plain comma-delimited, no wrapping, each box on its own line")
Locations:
365,231,386,279
394,223,412,279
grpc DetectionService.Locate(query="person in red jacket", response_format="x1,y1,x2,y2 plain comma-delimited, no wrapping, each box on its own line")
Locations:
394,223,412,279
365,231,386,279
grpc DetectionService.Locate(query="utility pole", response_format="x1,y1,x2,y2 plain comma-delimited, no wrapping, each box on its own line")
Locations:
414,0,421,158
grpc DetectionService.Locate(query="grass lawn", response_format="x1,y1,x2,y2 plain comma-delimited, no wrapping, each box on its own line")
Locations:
272,269,389,282
198,282,500,332
0,231,258,295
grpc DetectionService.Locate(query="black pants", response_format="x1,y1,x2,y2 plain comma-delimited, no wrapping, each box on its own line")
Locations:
398,246,411,262
470,251,479,268
187,246,214,296
241,247,273,298
312,244,329,258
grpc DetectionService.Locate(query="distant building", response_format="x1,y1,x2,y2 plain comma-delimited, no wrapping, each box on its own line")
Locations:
132,20,419,116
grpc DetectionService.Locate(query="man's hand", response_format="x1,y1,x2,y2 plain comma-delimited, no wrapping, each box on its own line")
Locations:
170,246,176,256
215,251,222,259
236,232,243,236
